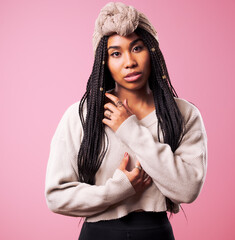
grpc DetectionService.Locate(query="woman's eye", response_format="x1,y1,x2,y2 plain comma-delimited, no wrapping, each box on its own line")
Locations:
133,46,143,52
110,52,120,57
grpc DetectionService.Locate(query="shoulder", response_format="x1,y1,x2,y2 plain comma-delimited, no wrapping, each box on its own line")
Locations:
174,97,199,114
61,100,88,122
174,97,206,134
52,101,85,142
174,97,202,120
60,101,80,125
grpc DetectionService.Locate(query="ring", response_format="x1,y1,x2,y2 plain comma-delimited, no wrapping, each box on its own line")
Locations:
105,111,112,118
115,100,123,108
135,165,142,171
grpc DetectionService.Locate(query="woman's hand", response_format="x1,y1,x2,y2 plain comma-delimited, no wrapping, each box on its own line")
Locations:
119,152,152,193
102,92,133,132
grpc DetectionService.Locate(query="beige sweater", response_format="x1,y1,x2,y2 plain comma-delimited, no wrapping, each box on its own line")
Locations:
45,97,207,222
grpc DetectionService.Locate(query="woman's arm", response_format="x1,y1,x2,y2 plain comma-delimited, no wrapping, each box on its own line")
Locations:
115,103,208,205
45,103,136,217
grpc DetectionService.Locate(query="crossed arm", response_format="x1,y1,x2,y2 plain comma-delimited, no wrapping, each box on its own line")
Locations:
45,95,207,217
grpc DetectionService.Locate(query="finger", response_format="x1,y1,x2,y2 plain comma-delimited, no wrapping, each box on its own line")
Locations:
115,100,124,109
143,172,148,179
104,110,112,119
135,161,144,178
102,118,112,127
119,152,129,171
144,174,150,182
133,161,142,174
105,92,120,105
140,168,145,179
104,102,119,114
143,176,152,186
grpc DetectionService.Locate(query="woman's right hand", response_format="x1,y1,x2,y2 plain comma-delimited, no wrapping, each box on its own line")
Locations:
119,152,152,193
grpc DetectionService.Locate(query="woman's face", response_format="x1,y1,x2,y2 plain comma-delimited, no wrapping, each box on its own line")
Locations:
107,32,151,92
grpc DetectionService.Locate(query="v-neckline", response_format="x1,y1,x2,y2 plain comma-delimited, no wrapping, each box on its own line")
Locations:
138,109,156,127
138,109,155,120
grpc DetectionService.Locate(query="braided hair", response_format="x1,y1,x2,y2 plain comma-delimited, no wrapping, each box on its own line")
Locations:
77,27,186,214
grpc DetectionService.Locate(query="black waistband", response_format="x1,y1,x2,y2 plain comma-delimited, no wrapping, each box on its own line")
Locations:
86,211,169,229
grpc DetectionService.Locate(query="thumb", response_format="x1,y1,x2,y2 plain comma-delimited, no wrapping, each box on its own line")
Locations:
119,152,129,171
123,99,133,115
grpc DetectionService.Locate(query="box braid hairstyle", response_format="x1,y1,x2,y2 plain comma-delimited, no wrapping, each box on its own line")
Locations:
78,27,186,215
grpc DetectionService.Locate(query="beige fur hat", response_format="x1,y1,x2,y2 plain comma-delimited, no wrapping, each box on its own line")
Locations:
92,2,159,53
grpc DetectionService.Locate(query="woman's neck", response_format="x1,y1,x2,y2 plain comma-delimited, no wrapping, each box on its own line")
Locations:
110,85,155,116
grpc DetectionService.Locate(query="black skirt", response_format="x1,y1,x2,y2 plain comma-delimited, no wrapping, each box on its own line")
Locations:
78,211,175,240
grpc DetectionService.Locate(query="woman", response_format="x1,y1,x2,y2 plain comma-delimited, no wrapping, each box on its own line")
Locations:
45,2,207,240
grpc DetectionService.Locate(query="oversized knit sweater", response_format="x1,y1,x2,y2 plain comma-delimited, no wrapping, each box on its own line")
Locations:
45,97,207,222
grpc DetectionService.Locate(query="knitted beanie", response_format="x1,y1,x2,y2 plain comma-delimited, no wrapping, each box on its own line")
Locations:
92,2,159,53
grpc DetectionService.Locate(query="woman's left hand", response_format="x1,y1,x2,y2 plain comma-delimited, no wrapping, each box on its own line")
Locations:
102,92,133,132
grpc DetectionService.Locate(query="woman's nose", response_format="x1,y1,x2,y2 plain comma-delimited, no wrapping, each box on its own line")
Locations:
124,52,137,69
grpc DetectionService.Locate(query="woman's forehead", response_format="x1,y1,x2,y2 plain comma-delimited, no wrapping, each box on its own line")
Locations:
107,32,141,48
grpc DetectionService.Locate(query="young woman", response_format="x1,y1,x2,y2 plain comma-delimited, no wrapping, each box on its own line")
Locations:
45,2,207,240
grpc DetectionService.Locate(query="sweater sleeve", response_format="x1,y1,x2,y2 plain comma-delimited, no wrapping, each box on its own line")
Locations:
45,103,136,217
115,103,208,204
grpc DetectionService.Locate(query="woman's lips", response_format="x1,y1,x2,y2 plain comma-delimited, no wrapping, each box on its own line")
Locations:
124,73,142,82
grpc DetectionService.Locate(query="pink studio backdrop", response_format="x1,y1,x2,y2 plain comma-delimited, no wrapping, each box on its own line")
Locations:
1,0,234,239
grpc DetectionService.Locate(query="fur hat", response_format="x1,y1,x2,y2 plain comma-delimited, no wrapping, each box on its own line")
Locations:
92,2,159,53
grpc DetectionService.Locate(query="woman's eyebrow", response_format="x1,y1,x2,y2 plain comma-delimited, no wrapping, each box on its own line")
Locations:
129,38,143,48
107,45,120,51
107,38,143,51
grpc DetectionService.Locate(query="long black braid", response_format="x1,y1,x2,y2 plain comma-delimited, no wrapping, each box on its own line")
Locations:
78,36,110,184
135,27,185,153
135,28,186,216
77,27,186,215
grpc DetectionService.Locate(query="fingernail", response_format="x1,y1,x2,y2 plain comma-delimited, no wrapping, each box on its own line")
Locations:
124,152,128,157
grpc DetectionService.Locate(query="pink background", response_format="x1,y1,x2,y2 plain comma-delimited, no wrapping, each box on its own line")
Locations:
1,0,234,239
